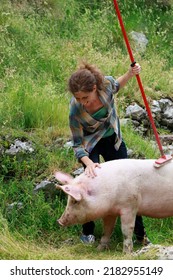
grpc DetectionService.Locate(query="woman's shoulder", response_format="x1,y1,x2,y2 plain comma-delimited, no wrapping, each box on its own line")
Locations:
104,76,119,93
69,97,81,115
105,75,115,82
104,75,117,85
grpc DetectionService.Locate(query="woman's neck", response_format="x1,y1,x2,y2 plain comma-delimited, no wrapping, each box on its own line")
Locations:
84,96,103,114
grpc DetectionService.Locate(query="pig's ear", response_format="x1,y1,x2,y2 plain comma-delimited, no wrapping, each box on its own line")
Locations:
58,185,82,201
54,171,73,185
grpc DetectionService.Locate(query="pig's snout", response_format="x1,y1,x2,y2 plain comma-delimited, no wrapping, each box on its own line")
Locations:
57,219,65,227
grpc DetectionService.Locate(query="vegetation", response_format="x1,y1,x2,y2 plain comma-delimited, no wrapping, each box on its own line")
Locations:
0,0,173,260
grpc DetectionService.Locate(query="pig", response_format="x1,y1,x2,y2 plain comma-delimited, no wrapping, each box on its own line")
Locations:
55,158,173,254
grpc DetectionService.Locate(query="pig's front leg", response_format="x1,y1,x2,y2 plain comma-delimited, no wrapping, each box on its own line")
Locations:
97,215,117,251
120,210,136,254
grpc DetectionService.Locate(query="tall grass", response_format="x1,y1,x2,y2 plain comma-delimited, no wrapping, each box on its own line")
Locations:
0,0,173,260
0,0,173,130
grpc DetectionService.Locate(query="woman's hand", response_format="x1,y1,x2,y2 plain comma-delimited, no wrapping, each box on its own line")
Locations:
117,62,141,89
129,62,141,77
84,162,101,178
80,156,101,178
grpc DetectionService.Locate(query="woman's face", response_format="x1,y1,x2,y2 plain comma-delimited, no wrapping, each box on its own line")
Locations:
73,85,97,107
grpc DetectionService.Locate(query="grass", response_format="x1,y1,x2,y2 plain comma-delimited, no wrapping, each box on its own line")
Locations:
0,233,131,260
0,0,173,260
0,0,173,130
1,214,172,260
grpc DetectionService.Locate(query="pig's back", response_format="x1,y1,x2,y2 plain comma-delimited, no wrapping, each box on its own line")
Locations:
76,158,173,187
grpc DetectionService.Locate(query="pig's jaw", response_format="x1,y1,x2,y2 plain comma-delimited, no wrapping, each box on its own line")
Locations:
57,218,74,227
57,217,79,227
57,214,88,227
57,219,66,227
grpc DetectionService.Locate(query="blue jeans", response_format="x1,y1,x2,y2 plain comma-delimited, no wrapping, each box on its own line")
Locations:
82,133,145,240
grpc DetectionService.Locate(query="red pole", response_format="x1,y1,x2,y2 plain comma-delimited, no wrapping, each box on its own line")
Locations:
113,0,165,158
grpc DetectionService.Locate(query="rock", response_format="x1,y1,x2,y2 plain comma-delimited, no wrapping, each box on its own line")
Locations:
151,100,161,114
63,141,73,149
5,139,34,155
163,107,173,119
158,246,173,260
151,100,162,122
161,118,173,129
33,180,58,199
125,98,173,134
134,244,173,260
159,98,173,111
125,103,146,121
72,167,84,176
7,202,23,211
120,118,133,126
130,31,148,52
159,135,173,144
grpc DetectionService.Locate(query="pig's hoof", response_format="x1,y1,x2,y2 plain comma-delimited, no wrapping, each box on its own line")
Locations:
97,243,109,251
123,245,133,254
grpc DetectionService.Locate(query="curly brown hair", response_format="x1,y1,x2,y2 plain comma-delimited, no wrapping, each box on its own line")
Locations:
68,62,105,94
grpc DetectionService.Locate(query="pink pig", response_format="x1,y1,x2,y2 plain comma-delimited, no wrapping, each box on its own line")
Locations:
55,158,173,253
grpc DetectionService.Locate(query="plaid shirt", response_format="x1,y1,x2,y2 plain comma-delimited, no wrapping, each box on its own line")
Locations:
69,76,122,160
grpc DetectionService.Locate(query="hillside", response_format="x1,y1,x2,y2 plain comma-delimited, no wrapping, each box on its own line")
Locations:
0,0,173,260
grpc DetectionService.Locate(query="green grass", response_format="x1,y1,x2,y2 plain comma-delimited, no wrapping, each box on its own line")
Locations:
0,0,173,130
0,125,167,260
0,0,173,260
1,213,172,260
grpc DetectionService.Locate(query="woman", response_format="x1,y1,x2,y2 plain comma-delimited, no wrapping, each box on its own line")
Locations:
68,62,150,245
